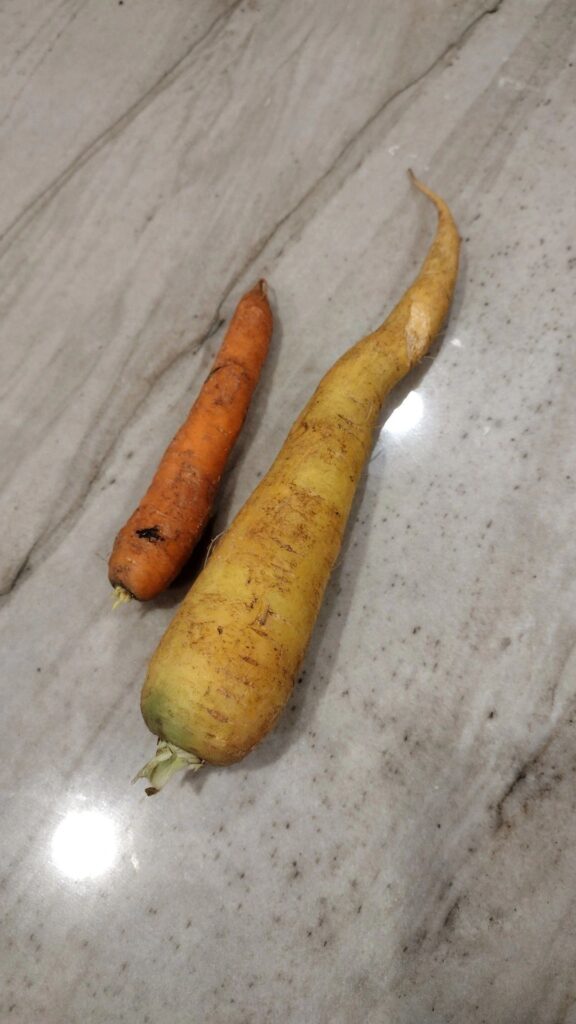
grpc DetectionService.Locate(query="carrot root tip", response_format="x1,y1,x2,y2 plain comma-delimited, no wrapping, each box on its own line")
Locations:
407,168,425,193
132,740,204,794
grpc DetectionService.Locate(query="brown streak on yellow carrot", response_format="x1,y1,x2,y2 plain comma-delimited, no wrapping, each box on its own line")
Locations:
136,175,460,788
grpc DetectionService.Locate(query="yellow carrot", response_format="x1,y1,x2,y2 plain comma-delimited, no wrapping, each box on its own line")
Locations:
135,173,460,793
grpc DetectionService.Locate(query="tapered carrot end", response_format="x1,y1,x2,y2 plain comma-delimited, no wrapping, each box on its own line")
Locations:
242,279,269,306
244,279,272,324
407,169,442,206
407,169,457,233
407,168,430,196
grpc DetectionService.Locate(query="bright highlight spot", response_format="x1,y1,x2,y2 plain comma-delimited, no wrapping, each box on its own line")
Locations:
383,390,424,436
450,337,462,348
51,810,118,880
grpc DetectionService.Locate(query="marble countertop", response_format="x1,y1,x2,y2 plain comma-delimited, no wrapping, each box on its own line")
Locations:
2,1,576,1021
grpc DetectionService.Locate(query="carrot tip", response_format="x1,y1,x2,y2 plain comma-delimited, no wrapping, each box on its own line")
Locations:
257,278,268,296
407,171,452,222
133,740,204,794
111,585,132,609
408,168,424,191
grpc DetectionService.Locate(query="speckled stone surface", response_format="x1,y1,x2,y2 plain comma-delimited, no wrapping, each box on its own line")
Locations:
2,1,576,1022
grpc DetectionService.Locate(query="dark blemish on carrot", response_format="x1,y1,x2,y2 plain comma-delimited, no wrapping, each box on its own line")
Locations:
136,526,164,543
206,706,229,723
258,605,272,626
249,625,268,638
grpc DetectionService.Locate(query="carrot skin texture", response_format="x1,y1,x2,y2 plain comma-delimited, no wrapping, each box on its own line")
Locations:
108,281,272,601
140,176,460,768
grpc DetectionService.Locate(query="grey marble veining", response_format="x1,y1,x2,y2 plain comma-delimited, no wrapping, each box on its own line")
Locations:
1,1,576,1022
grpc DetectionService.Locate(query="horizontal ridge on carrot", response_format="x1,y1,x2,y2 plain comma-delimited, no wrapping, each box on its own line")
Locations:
135,173,460,793
108,280,273,602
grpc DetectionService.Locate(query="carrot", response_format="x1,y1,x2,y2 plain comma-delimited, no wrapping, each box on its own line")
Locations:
134,173,460,793
108,280,273,602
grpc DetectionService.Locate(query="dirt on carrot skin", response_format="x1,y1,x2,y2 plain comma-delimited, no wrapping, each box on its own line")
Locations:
135,526,164,543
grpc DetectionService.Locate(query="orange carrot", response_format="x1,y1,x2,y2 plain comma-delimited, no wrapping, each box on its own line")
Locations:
108,280,272,602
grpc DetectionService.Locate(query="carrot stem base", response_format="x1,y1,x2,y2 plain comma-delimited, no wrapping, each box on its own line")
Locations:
112,585,132,609
133,740,204,795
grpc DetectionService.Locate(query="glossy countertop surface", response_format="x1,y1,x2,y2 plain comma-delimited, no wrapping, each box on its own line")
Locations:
2,1,576,1021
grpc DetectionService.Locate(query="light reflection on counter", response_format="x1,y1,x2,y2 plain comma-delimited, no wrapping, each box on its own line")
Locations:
371,389,424,463
51,809,118,880
383,390,424,436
